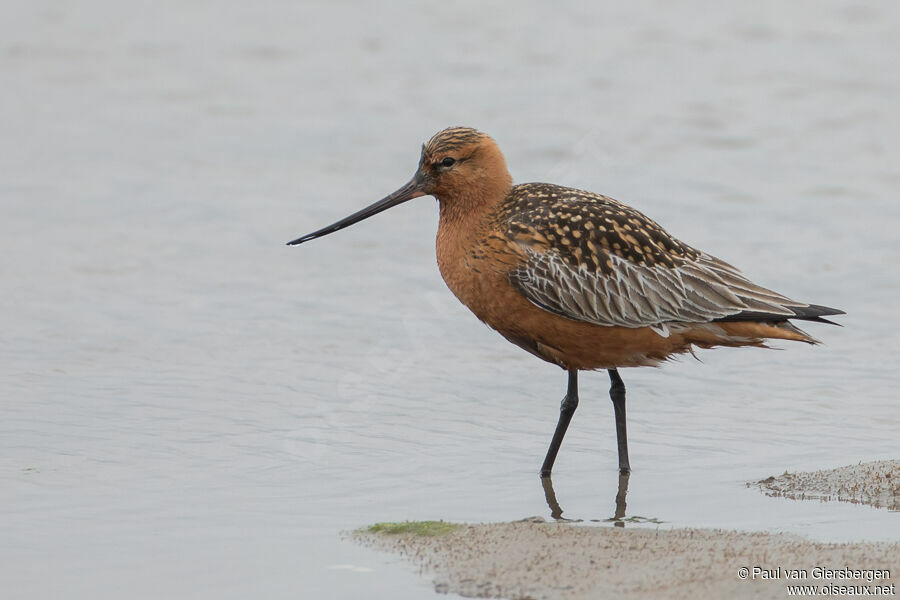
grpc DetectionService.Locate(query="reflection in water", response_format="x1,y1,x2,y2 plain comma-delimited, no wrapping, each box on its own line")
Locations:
541,472,632,526
610,472,630,527
540,474,572,521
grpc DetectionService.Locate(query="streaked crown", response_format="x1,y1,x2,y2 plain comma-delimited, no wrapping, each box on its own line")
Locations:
423,126,489,158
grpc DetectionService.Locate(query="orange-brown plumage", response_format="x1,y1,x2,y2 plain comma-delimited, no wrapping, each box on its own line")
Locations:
420,127,838,371
288,125,843,475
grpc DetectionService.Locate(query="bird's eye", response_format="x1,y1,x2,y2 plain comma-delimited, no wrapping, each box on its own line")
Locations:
441,157,456,167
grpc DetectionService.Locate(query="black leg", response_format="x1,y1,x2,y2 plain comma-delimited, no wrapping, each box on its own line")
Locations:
540,369,579,477
608,369,631,474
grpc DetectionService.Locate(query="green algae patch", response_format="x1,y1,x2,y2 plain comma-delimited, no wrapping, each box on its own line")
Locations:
366,520,462,537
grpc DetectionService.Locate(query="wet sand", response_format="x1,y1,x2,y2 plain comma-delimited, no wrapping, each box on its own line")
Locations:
358,461,900,599
357,520,899,599
752,460,900,510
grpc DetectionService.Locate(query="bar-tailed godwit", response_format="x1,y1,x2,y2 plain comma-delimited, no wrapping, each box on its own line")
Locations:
288,127,843,476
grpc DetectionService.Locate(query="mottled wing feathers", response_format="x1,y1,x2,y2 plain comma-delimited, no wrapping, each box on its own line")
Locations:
504,183,830,329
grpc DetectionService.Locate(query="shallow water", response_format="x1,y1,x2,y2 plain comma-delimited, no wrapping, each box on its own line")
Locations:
2,1,899,598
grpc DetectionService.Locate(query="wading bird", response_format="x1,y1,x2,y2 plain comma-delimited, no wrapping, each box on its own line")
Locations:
288,127,842,476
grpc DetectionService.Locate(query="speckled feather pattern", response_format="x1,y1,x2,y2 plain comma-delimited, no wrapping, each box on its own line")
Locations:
500,183,807,332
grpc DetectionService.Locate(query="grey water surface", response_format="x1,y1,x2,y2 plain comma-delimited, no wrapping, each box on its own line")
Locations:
3,1,899,599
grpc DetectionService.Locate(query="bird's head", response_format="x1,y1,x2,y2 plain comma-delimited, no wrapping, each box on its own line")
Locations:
287,127,511,246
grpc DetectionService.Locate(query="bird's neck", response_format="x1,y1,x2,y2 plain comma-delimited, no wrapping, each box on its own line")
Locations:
436,172,513,226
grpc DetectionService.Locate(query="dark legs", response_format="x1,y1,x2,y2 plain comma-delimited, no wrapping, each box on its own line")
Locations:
539,368,631,476
608,369,631,474
540,369,578,477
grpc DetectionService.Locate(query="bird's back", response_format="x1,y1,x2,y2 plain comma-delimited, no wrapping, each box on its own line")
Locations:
497,182,700,273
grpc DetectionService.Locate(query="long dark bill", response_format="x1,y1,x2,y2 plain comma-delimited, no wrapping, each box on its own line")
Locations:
286,174,426,246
